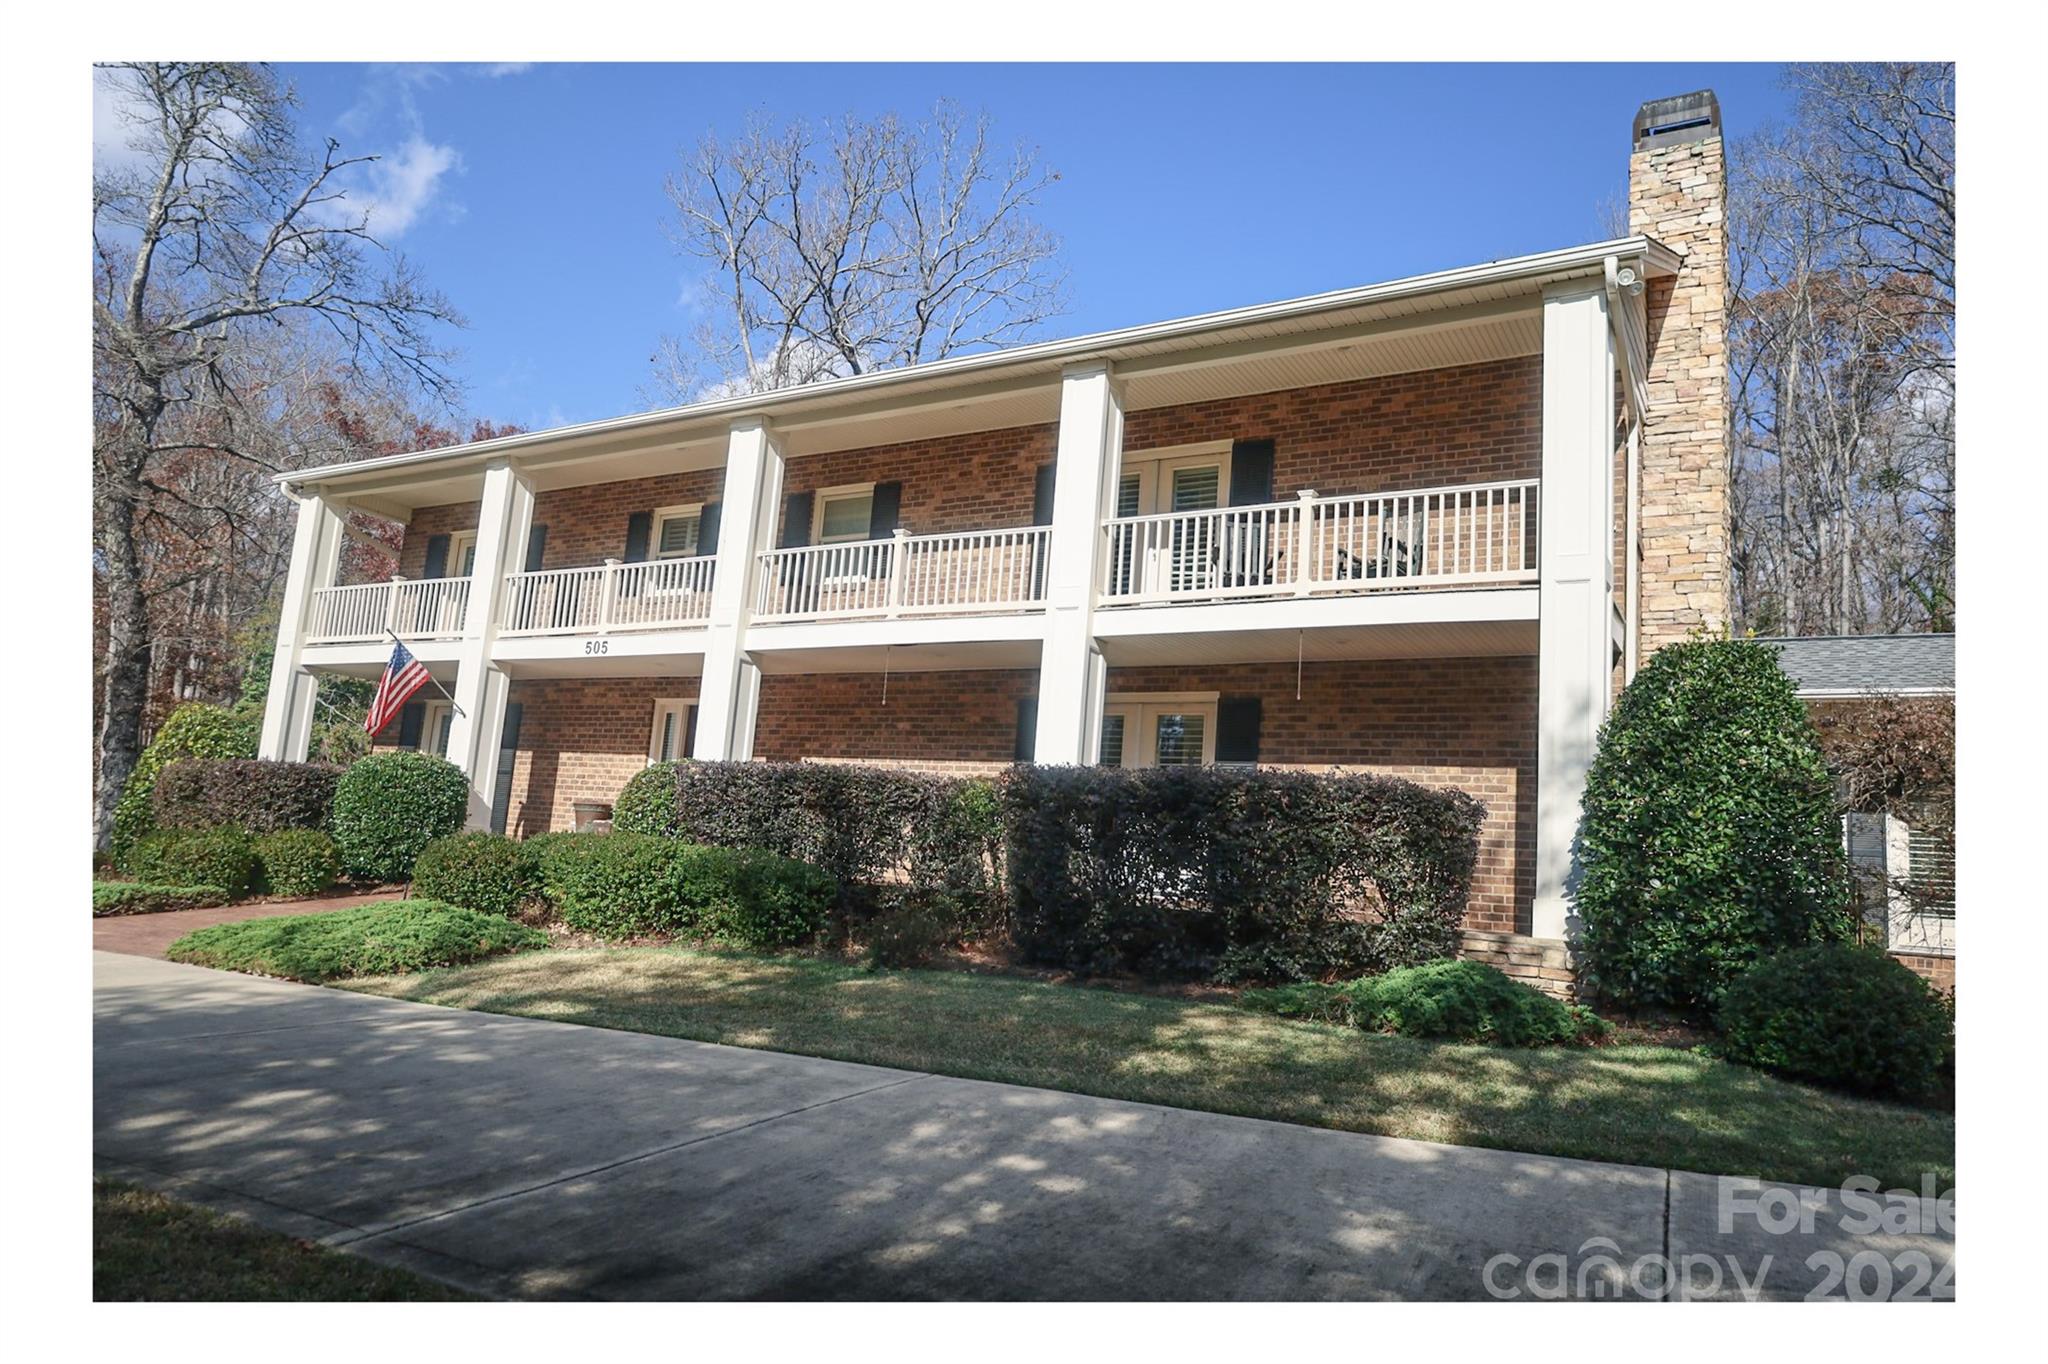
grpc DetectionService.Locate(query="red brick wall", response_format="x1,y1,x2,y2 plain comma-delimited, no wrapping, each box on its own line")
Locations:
1122,356,1541,495
1893,952,1956,996
393,468,730,579
500,676,699,836
777,426,1056,541
752,669,1036,773
1104,657,1537,934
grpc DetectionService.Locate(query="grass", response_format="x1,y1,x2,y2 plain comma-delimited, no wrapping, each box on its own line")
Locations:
94,1180,473,1301
343,946,1954,1189
166,899,548,983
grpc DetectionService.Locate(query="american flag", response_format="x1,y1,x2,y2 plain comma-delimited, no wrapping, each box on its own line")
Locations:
365,640,432,736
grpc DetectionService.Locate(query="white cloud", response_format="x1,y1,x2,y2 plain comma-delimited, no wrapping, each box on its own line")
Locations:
344,136,461,239
478,63,533,79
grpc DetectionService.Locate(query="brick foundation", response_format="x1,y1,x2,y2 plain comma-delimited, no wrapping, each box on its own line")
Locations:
1892,951,1955,996
1459,930,1576,1000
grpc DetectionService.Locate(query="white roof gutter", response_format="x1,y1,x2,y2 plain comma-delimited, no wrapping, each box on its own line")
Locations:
282,234,1678,494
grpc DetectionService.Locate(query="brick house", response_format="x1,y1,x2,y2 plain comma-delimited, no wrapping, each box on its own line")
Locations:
259,92,1732,989
1761,634,1957,992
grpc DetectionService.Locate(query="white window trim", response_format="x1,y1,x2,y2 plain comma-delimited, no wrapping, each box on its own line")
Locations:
652,502,706,559
420,699,456,758
649,698,696,765
446,530,478,579
812,482,879,544
1100,691,1220,768
1117,441,1235,517
1846,811,1955,958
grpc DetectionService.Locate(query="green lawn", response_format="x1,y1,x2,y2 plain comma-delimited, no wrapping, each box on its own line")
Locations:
344,947,1954,1189
94,1181,474,1301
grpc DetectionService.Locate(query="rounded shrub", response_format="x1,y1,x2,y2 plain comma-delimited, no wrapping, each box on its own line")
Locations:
1718,944,1952,1099
126,828,259,900
412,832,538,917
330,751,470,883
702,848,836,950
545,832,696,938
1575,637,1853,1013
613,761,683,837
1245,959,1607,1047
255,829,340,899
111,702,259,863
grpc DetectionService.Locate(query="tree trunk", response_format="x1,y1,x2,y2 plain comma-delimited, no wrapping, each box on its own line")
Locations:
94,473,150,850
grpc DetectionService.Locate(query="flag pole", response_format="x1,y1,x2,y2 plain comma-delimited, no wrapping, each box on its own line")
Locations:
384,629,466,717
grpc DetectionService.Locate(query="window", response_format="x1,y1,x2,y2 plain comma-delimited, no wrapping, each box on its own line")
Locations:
421,700,456,758
649,699,697,764
653,504,703,559
814,485,876,544
1845,811,1955,957
1098,693,1218,767
446,531,479,578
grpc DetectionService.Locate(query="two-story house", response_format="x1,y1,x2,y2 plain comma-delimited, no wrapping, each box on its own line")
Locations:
256,92,1731,986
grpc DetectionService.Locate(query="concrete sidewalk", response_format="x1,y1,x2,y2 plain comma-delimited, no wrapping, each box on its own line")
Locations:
93,952,1953,1301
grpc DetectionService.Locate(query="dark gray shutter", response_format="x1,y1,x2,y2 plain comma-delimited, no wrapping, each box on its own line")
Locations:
683,704,699,759
1229,440,1276,507
421,534,451,579
523,525,548,573
489,702,524,835
396,701,426,749
1014,697,1038,762
623,512,653,563
867,481,903,540
697,501,721,555
1032,464,1057,525
780,491,815,548
1216,696,1262,764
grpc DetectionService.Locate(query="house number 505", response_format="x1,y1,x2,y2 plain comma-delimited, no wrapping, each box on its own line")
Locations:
583,639,609,655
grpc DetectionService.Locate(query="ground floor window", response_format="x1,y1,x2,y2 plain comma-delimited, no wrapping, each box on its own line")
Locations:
650,699,697,764
420,700,456,758
1845,810,1955,956
1099,693,1218,767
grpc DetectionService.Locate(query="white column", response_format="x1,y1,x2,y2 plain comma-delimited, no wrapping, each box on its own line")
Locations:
1533,283,1618,940
694,418,785,760
445,461,532,828
258,491,347,761
1034,361,1123,764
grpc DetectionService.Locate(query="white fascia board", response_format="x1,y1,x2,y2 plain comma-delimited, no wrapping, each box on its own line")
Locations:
280,237,1673,496
1092,588,1540,639
744,613,1050,654
1794,686,1955,699
492,630,712,665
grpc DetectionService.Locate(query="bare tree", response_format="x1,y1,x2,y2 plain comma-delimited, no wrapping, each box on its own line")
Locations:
1726,62,1954,637
92,62,459,847
654,101,1065,399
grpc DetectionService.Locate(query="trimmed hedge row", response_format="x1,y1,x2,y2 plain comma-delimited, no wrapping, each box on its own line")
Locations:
110,702,259,860
412,831,537,917
617,761,1001,923
120,827,340,901
92,882,231,917
1001,765,1483,983
152,758,341,835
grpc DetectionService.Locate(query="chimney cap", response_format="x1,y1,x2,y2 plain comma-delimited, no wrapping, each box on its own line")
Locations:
1633,90,1721,150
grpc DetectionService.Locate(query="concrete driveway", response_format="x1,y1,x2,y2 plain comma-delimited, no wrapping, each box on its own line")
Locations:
93,952,1954,1301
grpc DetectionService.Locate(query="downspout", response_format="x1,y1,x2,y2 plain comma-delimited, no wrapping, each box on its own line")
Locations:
1604,256,1644,681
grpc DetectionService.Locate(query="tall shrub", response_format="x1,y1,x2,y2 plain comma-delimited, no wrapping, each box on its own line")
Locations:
153,758,341,835
1002,765,1483,983
110,703,258,862
1575,637,1852,1013
330,752,470,882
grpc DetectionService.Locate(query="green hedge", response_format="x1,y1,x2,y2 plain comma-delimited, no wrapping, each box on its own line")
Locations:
1001,765,1482,983
153,758,340,835
1245,960,1607,1047
165,900,547,983
124,829,259,901
92,882,231,917
330,752,470,882
254,829,339,899
615,761,1000,924
1718,944,1952,1099
411,832,537,917
1575,638,1853,1013
111,703,258,861
538,831,835,948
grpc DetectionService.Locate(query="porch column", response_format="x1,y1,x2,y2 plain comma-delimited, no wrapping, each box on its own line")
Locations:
1533,282,1619,940
445,461,533,828
1034,361,1123,764
694,417,785,760
257,490,347,762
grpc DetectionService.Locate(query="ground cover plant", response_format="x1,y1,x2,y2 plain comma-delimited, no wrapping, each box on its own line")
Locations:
167,900,546,983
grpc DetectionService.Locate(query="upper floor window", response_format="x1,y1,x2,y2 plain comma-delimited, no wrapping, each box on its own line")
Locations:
654,504,703,558
815,485,875,544
447,531,479,577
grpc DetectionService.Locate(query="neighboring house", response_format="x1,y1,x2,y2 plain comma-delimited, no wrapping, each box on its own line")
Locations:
259,92,1734,994
1759,633,1957,992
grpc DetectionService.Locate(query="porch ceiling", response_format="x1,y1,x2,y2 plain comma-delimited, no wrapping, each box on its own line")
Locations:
1097,617,1538,668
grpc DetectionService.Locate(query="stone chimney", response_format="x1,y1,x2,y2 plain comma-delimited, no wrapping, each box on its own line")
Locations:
1628,91,1730,650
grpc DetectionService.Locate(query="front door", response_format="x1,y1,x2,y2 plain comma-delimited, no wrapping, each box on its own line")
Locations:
1098,698,1218,767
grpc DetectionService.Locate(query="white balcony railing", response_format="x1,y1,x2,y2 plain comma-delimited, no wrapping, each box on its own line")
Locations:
1100,478,1538,606
754,526,1052,622
499,556,717,636
306,576,471,644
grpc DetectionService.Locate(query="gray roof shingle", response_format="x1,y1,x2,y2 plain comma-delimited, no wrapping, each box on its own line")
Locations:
1751,634,1955,695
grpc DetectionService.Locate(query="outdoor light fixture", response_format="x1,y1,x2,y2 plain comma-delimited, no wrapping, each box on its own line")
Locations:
1616,265,1644,296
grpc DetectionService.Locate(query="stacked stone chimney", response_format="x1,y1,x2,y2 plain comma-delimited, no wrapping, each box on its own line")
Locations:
1628,91,1730,651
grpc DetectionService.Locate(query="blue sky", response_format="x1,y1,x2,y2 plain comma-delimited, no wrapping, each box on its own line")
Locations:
265,62,1796,429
